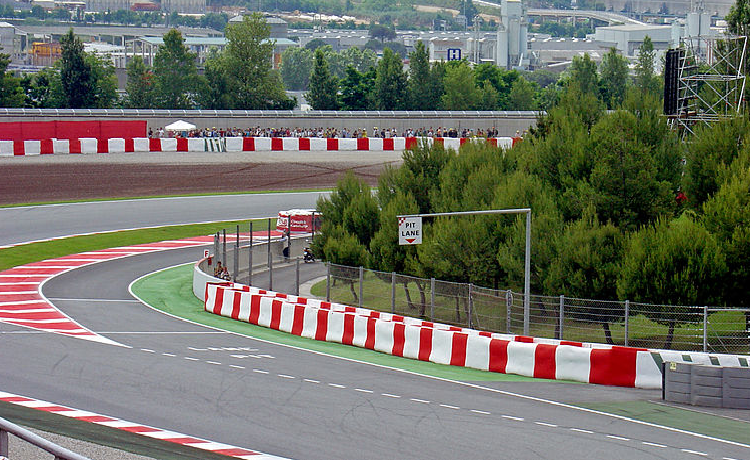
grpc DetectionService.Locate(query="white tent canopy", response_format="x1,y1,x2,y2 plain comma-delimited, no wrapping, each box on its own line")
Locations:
164,120,196,131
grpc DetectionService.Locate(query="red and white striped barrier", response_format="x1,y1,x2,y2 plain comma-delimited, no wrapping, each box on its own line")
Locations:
202,282,677,388
1,136,521,156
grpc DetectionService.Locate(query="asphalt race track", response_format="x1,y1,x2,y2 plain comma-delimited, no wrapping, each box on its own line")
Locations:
2,245,749,459
2,153,750,459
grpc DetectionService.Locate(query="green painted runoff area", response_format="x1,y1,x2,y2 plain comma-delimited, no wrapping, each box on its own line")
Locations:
132,263,542,383
576,400,750,446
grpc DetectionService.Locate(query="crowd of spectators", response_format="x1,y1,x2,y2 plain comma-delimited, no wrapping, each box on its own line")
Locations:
148,126,507,139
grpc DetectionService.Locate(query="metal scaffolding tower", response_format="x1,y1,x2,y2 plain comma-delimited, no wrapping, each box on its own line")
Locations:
665,35,747,138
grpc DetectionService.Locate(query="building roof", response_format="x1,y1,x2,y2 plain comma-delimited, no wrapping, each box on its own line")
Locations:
15,25,223,37
140,36,228,46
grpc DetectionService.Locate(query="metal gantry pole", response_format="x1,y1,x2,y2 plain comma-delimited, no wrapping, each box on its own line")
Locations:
468,283,474,329
524,210,531,335
396,208,532,334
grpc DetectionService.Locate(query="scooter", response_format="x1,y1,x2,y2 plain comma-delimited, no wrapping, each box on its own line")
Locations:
303,247,315,263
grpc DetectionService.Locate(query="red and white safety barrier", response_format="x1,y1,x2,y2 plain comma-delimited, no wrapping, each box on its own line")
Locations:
1,136,521,156
203,282,680,388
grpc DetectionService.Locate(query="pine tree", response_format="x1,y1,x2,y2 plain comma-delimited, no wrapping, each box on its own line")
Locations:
306,48,340,110
59,29,93,108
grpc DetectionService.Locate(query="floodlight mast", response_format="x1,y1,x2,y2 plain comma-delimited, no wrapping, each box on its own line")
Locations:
397,208,532,335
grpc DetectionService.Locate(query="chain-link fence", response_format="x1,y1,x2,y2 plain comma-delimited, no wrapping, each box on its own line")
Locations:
323,263,750,355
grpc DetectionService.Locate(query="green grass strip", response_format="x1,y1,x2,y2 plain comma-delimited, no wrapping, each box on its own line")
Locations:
0,189,331,209
131,263,547,383
574,400,750,445
0,219,272,272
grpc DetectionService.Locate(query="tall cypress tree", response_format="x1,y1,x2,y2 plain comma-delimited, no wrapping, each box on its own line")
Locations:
306,48,340,110
374,47,407,110
59,29,93,108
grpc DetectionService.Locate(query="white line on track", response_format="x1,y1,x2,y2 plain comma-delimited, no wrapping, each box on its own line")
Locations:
570,428,594,434
439,404,460,410
607,435,630,441
681,449,708,456
328,383,345,389
534,422,557,427
206,361,222,365
184,357,199,361
303,379,320,384
354,389,373,394
410,398,429,404
642,442,666,448
253,369,268,374
230,365,245,369
382,393,400,398
162,353,175,357
502,415,524,422
471,409,490,415
278,374,295,379
140,348,155,353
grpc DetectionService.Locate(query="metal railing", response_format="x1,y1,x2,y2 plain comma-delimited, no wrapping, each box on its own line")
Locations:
323,263,750,355
0,417,91,460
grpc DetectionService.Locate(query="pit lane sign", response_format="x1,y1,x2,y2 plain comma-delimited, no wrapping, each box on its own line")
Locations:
398,216,422,245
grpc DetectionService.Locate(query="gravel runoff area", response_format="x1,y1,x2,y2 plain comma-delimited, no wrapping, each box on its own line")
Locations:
0,150,404,205
7,427,155,460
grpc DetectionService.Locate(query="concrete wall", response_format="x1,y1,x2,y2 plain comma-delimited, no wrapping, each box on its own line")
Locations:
664,362,750,409
0,109,539,138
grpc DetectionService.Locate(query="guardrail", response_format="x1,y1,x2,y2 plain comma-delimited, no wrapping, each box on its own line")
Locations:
0,416,91,460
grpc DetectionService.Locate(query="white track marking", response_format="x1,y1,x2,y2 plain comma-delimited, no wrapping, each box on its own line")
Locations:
354,389,373,394
440,404,460,410
303,379,320,384
607,435,630,441
471,409,490,415
642,442,667,448
278,374,295,379
535,422,557,427
410,398,429,404
571,428,594,434
382,393,401,398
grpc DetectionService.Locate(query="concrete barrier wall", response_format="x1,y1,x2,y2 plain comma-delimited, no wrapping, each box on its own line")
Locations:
664,362,750,408
199,281,670,388
2,136,519,156
0,109,538,138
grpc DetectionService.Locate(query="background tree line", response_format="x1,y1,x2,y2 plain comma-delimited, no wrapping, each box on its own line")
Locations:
312,45,750,346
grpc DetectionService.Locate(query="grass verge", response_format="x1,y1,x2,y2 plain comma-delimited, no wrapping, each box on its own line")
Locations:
0,219,273,272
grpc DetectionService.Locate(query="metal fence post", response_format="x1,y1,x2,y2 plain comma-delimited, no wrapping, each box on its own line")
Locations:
359,266,364,308
267,218,272,290
506,290,512,334
558,295,564,340
468,283,474,329
430,277,435,322
233,227,239,283
222,229,227,268
624,300,630,347
248,222,253,286
703,306,708,352
326,262,331,301
213,232,219,268
0,428,8,457
295,257,300,296
391,272,396,314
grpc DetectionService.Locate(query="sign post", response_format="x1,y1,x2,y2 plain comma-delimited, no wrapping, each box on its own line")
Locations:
398,216,422,245
397,208,532,335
